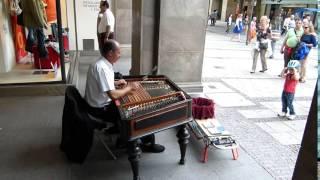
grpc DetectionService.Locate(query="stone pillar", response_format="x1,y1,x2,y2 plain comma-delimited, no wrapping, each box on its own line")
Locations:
158,0,208,84
113,0,132,45
221,0,228,21
132,0,208,92
131,0,158,75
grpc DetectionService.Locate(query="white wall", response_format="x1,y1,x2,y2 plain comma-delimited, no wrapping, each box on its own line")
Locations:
0,0,16,73
66,0,77,50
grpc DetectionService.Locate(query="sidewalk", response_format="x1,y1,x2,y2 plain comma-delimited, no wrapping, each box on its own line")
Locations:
200,21,317,179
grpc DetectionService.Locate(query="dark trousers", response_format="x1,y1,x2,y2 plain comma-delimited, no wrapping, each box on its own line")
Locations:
87,102,155,145
26,28,48,58
281,91,295,115
98,32,114,54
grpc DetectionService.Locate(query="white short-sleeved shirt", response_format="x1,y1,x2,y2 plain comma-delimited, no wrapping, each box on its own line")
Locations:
85,57,115,108
97,9,115,33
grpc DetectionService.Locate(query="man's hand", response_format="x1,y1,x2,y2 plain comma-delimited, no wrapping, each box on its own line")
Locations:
115,79,127,89
129,82,139,91
280,46,284,54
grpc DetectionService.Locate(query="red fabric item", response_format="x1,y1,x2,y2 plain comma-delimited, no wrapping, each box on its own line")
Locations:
33,46,60,69
192,97,215,119
43,0,57,23
63,34,69,51
285,45,293,58
284,74,298,93
11,15,27,63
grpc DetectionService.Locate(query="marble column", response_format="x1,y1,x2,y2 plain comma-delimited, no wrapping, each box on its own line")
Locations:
221,0,229,21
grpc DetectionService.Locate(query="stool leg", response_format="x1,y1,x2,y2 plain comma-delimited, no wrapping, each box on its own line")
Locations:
96,134,117,160
232,148,239,160
202,145,209,163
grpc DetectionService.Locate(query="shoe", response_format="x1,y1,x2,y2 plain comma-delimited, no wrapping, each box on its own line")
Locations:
278,74,282,77
299,79,306,83
141,144,165,153
278,112,286,117
269,55,274,59
287,114,296,120
259,69,268,73
250,71,255,74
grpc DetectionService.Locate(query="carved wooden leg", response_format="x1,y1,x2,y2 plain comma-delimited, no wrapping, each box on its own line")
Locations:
128,140,141,180
176,124,190,165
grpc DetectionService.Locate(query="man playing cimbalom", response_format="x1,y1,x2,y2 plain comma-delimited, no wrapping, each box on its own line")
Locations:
97,0,115,52
85,40,165,153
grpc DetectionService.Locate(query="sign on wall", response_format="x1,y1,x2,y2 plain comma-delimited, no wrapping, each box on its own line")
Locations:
75,0,101,50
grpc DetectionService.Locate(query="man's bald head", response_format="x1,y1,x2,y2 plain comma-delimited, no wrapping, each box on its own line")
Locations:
101,40,120,56
102,40,121,63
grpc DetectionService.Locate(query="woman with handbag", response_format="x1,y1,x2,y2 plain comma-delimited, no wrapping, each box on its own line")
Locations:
250,16,271,73
298,23,317,83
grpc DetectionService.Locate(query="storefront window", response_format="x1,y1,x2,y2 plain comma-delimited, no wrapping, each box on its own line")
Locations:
0,0,69,85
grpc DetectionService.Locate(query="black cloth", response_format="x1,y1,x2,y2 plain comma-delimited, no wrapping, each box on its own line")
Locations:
60,86,96,163
256,28,271,42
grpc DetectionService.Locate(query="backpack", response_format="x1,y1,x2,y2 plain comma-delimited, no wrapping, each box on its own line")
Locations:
291,42,310,60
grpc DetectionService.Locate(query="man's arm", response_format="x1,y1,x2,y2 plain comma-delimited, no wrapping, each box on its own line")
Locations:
292,69,300,81
107,82,139,100
280,36,288,53
115,79,128,89
104,25,111,42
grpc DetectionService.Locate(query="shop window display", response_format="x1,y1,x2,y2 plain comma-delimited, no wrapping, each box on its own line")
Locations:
0,0,69,84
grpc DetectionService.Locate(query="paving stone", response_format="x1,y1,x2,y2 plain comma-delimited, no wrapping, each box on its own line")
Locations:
260,101,310,116
238,109,277,119
203,82,234,93
206,93,255,107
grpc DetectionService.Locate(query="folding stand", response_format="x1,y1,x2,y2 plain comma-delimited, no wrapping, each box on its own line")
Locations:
188,118,239,163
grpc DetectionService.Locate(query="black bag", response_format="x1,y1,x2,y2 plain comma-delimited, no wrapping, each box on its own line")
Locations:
259,42,268,49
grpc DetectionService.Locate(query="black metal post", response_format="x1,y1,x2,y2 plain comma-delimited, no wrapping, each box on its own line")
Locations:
56,0,66,82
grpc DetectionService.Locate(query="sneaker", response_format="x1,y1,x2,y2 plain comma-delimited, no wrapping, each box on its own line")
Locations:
269,55,274,59
287,115,296,120
259,69,268,73
299,79,306,83
141,144,165,153
278,112,286,117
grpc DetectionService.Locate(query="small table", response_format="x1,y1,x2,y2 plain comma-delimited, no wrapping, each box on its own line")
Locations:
189,118,239,163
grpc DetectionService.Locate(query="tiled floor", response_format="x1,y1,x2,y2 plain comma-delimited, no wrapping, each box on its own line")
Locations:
222,79,316,98
255,120,306,145
260,101,311,116
206,93,255,107
203,82,234,93
238,109,277,119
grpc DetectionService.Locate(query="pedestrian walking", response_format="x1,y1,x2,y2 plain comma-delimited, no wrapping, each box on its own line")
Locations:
298,23,317,83
268,29,281,59
278,60,300,120
97,0,115,53
231,14,243,42
248,17,257,43
279,18,303,76
243,15,249,35
281,15,290,36
288,15,296,29
226,14,233,33
250,16,270,73
209,10,217,26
